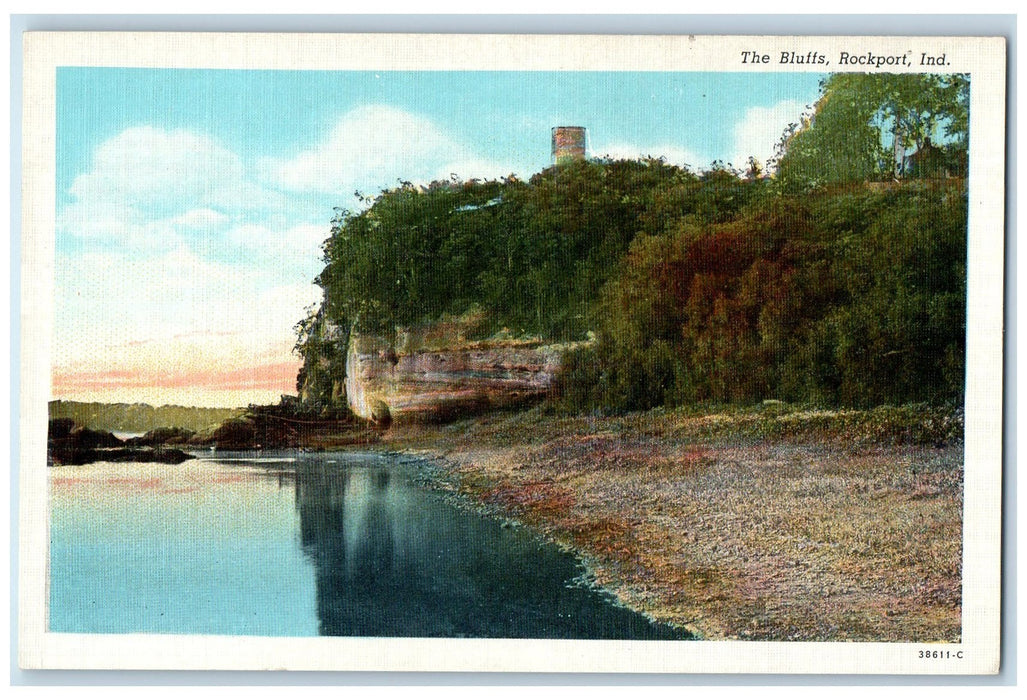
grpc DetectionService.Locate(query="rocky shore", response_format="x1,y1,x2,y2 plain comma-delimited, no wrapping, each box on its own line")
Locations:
381,404,964,642
47,408,378,463
47,418,194,465
46,401,963,643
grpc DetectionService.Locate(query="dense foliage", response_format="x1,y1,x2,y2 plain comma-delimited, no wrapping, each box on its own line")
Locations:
775,73,969,189
553,179,966,411
304,167,966,412
300,74,969,414
316,158,732,341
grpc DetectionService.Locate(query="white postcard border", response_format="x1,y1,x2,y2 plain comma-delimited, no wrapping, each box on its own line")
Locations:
19,31,1007,675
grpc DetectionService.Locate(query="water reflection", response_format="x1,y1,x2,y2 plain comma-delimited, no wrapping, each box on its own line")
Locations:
49,459,321,637
293,455,689,639
48,454,690,639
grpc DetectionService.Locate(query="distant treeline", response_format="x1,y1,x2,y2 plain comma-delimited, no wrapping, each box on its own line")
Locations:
298,74,968,413
48,401,243,434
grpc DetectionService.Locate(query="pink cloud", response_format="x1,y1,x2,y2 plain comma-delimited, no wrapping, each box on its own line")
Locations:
52,360,301,395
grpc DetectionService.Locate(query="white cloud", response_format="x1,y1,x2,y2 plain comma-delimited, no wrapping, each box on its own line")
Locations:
225,221,329,272
728,99,810,172
436,156,520,184
53,124,339,405
62,126,299,234
591,142,709,171
268,105,515,197
52,110,518,405
169,208,231,229
53,245,322,372
72,127,233,212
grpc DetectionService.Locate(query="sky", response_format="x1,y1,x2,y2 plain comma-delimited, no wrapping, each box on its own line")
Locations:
52,68,826,408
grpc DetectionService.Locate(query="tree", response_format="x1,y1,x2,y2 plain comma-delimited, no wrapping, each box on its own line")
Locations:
776,73,970,188
300,154,966,413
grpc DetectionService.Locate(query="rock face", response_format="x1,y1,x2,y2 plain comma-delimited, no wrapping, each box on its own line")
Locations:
344,333,569,424
47,418,195,465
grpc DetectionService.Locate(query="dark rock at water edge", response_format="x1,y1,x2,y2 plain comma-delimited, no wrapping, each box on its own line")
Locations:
125,426,196,447
48,418,123,448
207,406,376,449
48,417,77,440
49,446,196,466
49,418,122,464
101,447,195,464
209,418,260,449
47,417,194,465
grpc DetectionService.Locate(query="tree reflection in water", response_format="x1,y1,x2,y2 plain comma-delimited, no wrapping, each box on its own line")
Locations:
294,456,690,639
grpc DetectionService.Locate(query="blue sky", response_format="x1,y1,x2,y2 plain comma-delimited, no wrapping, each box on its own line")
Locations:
53,67,825,407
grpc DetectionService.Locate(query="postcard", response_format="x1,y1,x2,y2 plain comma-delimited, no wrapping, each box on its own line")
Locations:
18,32,1006,674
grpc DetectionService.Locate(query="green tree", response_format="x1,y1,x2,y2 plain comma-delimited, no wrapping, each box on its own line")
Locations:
300,155,966,414
776,73,969,188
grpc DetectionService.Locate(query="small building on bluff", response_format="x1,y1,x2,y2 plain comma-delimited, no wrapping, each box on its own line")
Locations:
552,126,587,165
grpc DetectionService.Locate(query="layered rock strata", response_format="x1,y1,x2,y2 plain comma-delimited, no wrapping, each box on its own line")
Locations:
344,333,569,424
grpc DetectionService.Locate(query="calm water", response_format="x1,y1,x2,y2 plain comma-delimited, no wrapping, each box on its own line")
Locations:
49,451,690,639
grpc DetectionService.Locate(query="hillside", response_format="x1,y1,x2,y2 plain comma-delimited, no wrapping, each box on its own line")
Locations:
297,162,967,421
296,72,969,423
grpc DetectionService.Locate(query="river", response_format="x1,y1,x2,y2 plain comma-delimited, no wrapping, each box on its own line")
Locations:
48,451,690,639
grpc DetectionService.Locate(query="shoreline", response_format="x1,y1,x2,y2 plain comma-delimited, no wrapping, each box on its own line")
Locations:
378,405,963,642
384,447,695,638
46,402,963,642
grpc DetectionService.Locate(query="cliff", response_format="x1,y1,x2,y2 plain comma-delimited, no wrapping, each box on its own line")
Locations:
344,331,576,425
